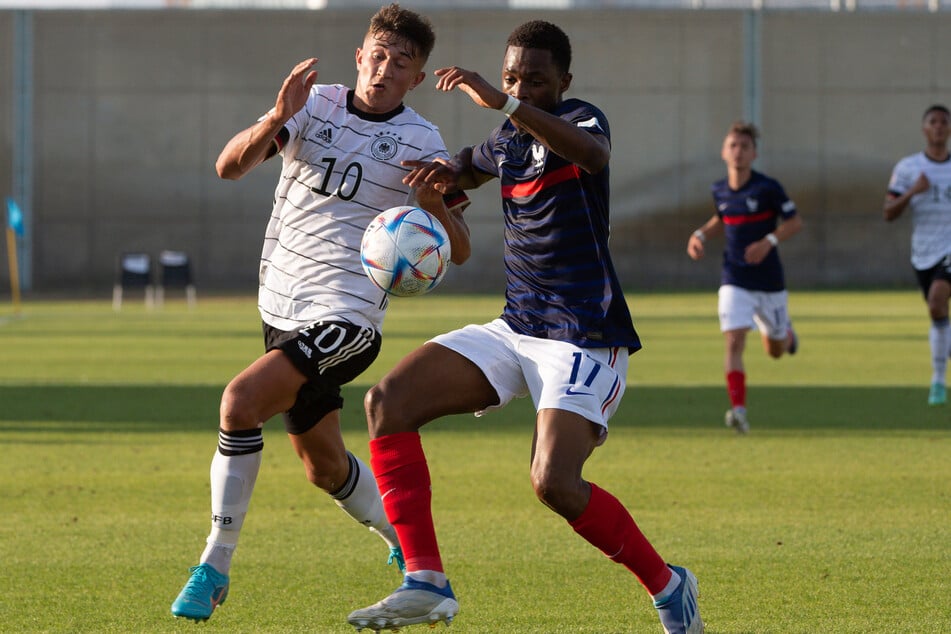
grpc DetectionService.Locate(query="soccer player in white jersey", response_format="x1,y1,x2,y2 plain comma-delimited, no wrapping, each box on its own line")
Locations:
170,4,471,622
885,104,951,406
687,121,802,434
348,20,702,634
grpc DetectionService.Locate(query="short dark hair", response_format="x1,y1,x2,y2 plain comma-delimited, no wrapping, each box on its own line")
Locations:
923,104,950,120
368,3,436,63
727,120,760,147
506,20,572,75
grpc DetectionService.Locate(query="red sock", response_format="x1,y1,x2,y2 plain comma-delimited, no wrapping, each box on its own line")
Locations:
726,370,746,408
369,432,443,573
569,482,671,595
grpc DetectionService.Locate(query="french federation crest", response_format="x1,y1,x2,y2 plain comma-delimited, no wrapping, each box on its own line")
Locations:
532,143,546,171
371,135,399,161
746,197,759,213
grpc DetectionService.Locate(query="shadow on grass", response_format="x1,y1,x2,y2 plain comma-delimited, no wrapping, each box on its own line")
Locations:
1,384,948,433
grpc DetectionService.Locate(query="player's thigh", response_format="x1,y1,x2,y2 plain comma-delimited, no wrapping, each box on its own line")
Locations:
368,340,502,432
718,284,756,332
752,290,790,340
531,408,602,480
926,262,951,317
221,349,307,429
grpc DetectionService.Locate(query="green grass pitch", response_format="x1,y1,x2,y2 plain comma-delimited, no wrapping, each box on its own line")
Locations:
0,291,949,633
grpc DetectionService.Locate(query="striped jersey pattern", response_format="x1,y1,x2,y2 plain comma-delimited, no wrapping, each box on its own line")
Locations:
711,170,797,292
888,151,951,270
258,84,461,331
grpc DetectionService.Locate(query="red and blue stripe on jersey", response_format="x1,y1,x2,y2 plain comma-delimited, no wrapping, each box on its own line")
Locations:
712,170,797,292
471,98,640,352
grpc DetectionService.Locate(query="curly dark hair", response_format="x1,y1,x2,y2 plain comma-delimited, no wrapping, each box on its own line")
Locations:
368,3,436,62
923,104,950,120
506,20,572,75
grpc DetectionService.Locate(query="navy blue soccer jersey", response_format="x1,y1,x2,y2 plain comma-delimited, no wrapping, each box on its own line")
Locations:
712,170,797,292
470,98,640,352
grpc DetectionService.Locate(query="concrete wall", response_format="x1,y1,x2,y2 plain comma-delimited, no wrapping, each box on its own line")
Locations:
1,8,946,294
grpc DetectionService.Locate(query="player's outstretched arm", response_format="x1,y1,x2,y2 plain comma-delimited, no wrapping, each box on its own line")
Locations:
216,58,318,180
433,66,608,175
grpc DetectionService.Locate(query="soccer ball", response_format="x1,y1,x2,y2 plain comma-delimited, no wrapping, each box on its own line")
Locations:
360,205,451,297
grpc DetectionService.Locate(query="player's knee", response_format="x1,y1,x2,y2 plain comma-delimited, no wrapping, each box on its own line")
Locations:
219,381,261,430
365,379,418,437
531,470,582,518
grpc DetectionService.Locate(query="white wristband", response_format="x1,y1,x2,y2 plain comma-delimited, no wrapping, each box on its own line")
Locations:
692,229,706,243
500,94,520,117
765,232,779,247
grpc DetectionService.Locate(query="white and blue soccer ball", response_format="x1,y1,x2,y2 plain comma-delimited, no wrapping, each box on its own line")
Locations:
360,205,451,297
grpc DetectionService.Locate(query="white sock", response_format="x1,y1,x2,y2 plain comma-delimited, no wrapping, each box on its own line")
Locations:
930,319,949,385
651,568,682,603
407,570,448,588
332,452,399,549
198,430,263,575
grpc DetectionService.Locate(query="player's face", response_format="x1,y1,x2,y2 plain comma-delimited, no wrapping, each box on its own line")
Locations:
501,46,571,113
721,132,757,170
354,32,425,114
922,110,950,147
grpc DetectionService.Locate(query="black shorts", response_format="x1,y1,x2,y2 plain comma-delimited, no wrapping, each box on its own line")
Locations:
263,320,381,435
914,255,951,299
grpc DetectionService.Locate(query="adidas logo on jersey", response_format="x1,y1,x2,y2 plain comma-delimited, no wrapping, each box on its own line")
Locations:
316,128,333,144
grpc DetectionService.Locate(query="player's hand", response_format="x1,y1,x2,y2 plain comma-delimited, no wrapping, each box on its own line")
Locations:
687,235,705,260
744,239,771,265
274,58,318,121
413,183,445,209
433,66,508,111
909,172,931,196
402,158,461,194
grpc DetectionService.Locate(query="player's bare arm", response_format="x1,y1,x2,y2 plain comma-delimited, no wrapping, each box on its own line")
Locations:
433,65,609,174
687,215,723,261
744,213,802,265
413,184,472,265
402,147,493,194
884,173,930,221
216,58,319,180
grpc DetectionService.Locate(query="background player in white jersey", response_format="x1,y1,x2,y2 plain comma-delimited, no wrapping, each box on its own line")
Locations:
348,20,702,634
171,4,471,622
687,121,802,434
884,104,951,406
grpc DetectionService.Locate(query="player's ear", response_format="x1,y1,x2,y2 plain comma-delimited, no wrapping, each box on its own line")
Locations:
560,72,572,93
409,71,426,91
355,47,363,68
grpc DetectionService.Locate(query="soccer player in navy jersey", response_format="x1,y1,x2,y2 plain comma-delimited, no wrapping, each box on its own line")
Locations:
348,20,702,634
170,4,471,623
884,105,951,406
687,121,802,434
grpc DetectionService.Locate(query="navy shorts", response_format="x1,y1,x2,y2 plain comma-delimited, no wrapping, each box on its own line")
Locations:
263,321,381,435
914,254,951,300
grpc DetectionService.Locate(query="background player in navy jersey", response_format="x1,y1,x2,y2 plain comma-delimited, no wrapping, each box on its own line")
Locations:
170,4,471,622
348,20,703,634
884,104,951,406
687,121,802,434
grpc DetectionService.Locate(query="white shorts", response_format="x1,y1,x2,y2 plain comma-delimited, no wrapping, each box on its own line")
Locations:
718,284,790,340
429,318,628,432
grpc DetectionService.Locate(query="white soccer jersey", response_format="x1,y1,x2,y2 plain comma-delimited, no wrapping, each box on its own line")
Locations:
888,151,951,269
258,84,461,331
